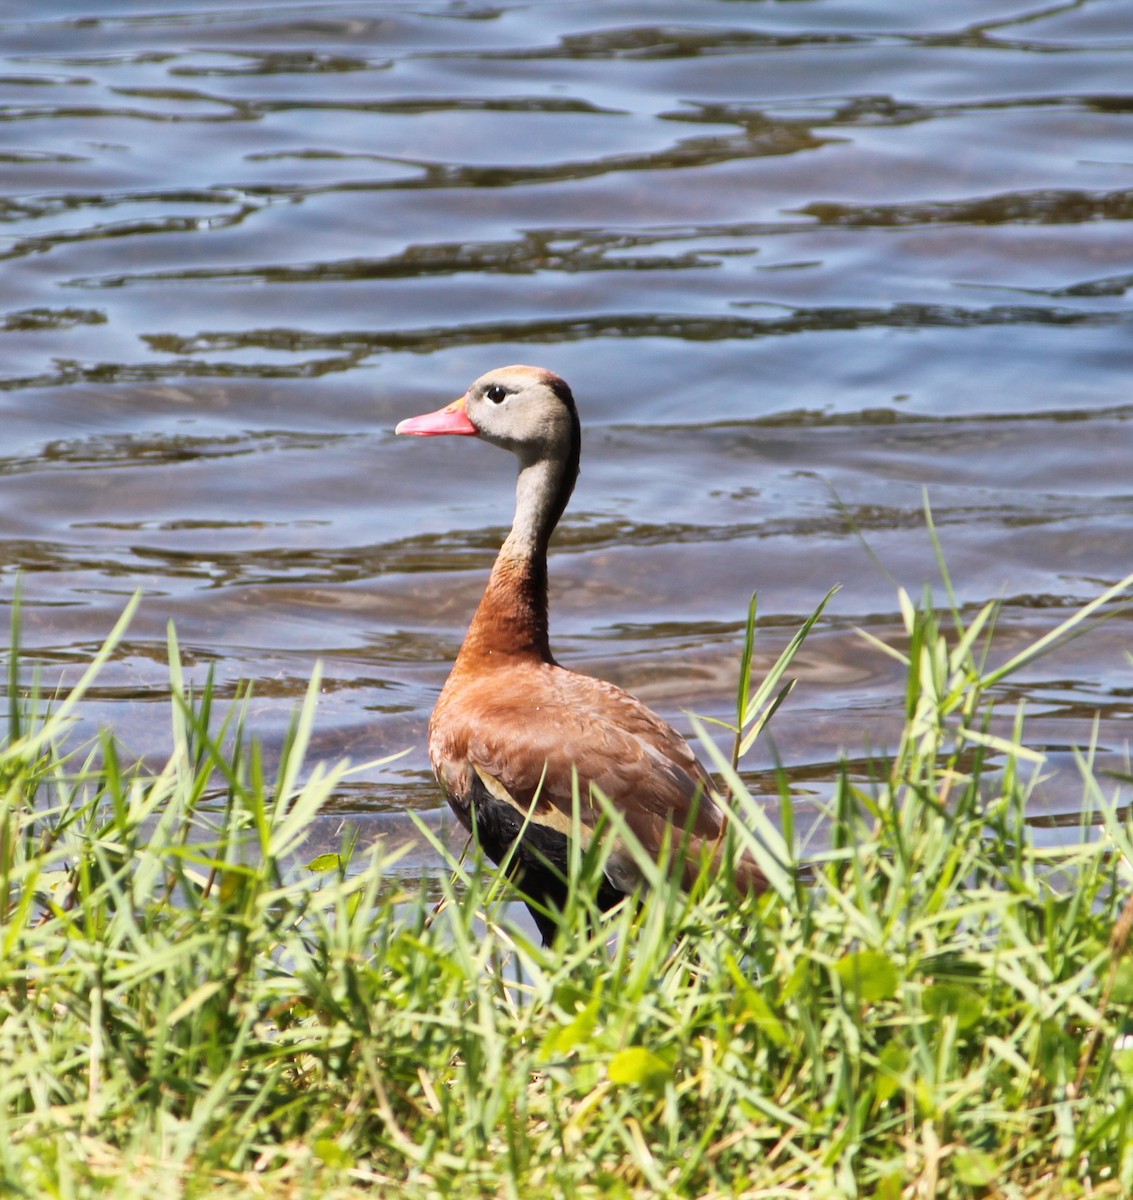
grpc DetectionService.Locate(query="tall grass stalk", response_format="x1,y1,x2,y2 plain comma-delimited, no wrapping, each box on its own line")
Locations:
1,575,1132,1199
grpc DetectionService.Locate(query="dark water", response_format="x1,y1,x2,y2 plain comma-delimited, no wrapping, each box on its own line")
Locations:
2,1,1132,873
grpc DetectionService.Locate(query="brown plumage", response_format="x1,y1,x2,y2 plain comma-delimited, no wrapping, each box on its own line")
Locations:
396,365,766,941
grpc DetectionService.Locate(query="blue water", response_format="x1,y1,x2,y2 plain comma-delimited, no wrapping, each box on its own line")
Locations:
1,0,1131,869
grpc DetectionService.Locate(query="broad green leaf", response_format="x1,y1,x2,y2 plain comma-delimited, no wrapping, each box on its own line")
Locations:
307,852,342,872
540,998,601,1060
923,982,984,1030
608,1046,671,1091
835,950,899,1004
314,1138,354,1169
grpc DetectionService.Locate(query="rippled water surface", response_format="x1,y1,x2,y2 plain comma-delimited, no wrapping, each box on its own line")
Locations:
3,0,1132,871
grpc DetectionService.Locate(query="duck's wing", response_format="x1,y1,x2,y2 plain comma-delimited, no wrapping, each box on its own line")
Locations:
430,662,765,892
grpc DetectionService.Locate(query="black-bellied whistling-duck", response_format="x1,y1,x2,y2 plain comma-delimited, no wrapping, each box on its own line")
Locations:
396,365,766,942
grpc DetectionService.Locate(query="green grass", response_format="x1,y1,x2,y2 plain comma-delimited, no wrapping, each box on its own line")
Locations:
2,571,1133,1199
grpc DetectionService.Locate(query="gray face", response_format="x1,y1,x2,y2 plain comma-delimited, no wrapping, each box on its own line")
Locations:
464,366,576,467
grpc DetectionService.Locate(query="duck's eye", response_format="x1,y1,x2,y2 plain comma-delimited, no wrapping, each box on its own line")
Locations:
486,384,508,404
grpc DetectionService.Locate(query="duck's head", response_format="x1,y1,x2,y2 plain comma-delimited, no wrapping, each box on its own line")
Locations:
396,365,579,470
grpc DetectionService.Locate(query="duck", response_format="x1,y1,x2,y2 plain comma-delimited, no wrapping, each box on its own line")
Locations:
396,365,766,942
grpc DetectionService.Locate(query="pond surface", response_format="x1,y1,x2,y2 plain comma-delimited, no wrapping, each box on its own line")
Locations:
2,0,1131,874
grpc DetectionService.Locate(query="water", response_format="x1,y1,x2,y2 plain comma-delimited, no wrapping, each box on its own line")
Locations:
2,0,1132,872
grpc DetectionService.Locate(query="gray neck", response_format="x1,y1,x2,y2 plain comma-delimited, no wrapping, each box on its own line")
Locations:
502,455,562,559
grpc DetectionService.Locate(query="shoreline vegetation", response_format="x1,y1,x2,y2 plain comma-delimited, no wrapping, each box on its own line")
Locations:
3,569,1133,1199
